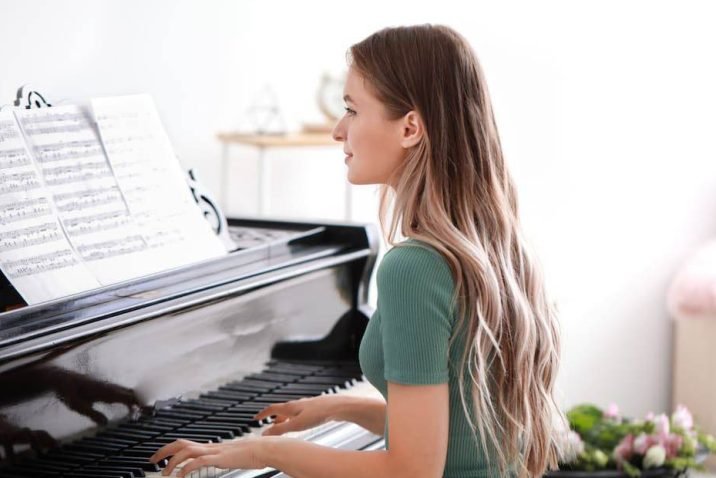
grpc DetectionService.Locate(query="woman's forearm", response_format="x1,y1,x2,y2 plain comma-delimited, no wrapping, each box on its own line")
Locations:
259,437,401,478
329,396,386,436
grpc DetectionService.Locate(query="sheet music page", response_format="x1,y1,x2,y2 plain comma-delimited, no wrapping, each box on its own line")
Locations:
14,105,173,285
91,95,225,269
0,110,101,304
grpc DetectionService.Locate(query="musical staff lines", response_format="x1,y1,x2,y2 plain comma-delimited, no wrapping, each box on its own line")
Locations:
1,249,80,277
0,222,62,251
0,197,52,225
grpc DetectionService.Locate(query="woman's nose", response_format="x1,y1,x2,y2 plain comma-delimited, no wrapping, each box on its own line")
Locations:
332,119,345,142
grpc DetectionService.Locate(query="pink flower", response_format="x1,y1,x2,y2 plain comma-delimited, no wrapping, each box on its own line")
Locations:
614,434,635,464
663,433,684,460
653,413,670,438
634,433,655,455
672,404,694,431
604,402,620,420
646,411,655,421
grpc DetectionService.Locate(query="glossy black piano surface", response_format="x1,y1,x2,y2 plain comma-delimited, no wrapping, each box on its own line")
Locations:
0,217,382,477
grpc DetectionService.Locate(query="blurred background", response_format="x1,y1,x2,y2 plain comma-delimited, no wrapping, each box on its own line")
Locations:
1,0,715,440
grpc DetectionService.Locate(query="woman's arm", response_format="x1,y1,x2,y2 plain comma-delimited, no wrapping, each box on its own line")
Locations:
153,381,449,478
330,395,386,436
261,382,448,478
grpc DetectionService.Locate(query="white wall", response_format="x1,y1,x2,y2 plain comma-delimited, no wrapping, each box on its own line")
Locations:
2,0,715,418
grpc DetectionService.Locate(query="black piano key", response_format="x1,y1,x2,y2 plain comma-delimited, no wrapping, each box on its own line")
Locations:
207,414,262,427
201,390,254,402
120,449,160,459
251,395,305,404
99,458,163,472
80,437,134,450
227,403,266,413
160,432,221,442
99,429,158,441
152,409,205,421
0,471,33,478
117,422,174,433
64,471,128,478
5,463,65,476
241,379,284,389
261,366,310,376
246,372,300,383
280,383,338,393
265,361,325,372
173,401,227,412
178,427,234,439
313,369,362,378
184,423,240,437
256,391,306,402
139,417,189,427
41,450,101,464
16,460,72,474
191,397,236,407
88,465,145,478
0,467,58,478
195,419,249,434
222,382,275,394
64,442,119,455
80,464,145,478
299,376,355,386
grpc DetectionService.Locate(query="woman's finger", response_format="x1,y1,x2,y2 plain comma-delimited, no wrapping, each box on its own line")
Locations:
150,438,195,464
261,415,306,436
254,401,297,421
162,443,215,476
176,454,217,478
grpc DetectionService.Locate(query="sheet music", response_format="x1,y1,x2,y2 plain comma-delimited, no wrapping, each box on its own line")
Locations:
14,105,172,285
91,95,225,268
0,111,101,303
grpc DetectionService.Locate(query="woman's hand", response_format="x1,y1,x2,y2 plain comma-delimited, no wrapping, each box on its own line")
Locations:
150,437,269,477
254,395,342,436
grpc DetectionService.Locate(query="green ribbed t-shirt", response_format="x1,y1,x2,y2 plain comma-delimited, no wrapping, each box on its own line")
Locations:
359,239,504,478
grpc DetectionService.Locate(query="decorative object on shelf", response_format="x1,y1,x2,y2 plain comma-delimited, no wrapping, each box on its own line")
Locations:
301,70,346,134
244,84,286,135
548,403,716,478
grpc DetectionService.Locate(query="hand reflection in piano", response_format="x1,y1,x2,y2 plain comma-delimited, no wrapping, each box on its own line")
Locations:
0,363,142,459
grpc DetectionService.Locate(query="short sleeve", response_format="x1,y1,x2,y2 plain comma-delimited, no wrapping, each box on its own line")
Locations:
377,243,456,385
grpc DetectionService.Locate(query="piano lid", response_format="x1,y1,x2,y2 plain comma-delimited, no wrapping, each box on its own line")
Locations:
0,217,378,362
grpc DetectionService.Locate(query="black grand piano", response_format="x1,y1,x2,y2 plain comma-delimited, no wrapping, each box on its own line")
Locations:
0,217,385,478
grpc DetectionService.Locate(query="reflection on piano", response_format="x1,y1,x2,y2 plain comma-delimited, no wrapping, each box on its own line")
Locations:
0,218,384,477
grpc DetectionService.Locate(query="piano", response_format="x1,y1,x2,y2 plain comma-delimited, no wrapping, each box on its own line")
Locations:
0,217,385,478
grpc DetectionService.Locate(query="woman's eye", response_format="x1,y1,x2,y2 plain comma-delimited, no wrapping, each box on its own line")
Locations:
344,107,356,116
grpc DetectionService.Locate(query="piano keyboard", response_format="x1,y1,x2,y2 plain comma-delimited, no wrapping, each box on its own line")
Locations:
0,361,384,478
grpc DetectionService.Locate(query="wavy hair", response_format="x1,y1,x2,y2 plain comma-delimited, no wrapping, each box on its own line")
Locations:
349,24,566,477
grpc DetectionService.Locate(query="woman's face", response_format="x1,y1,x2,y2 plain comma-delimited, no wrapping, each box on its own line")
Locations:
332,67,408,185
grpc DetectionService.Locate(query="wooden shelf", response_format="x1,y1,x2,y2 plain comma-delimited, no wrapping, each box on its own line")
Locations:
216,132,337,147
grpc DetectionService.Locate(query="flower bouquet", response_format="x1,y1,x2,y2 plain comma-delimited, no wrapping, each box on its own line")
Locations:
547,403,716,477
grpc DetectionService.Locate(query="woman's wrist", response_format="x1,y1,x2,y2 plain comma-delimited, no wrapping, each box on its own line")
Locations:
326,395,359,422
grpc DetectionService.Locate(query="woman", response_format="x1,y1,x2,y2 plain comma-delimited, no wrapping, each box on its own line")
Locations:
151,24,565,478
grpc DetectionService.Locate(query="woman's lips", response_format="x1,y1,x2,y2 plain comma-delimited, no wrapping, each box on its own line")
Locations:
344,154,353,163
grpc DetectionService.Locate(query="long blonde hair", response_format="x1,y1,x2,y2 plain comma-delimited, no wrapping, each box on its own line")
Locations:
350,25,566,477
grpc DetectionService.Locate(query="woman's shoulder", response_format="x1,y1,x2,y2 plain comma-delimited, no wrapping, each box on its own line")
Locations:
378,238,454,286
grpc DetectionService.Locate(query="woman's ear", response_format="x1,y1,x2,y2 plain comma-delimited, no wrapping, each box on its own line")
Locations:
399,110,424,148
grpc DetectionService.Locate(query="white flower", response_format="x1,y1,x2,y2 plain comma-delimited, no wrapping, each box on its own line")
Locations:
643,445,666,468
672,404,694,431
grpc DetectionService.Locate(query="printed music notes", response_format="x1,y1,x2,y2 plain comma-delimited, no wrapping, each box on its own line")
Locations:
0,111,101,303
0,97,227,306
